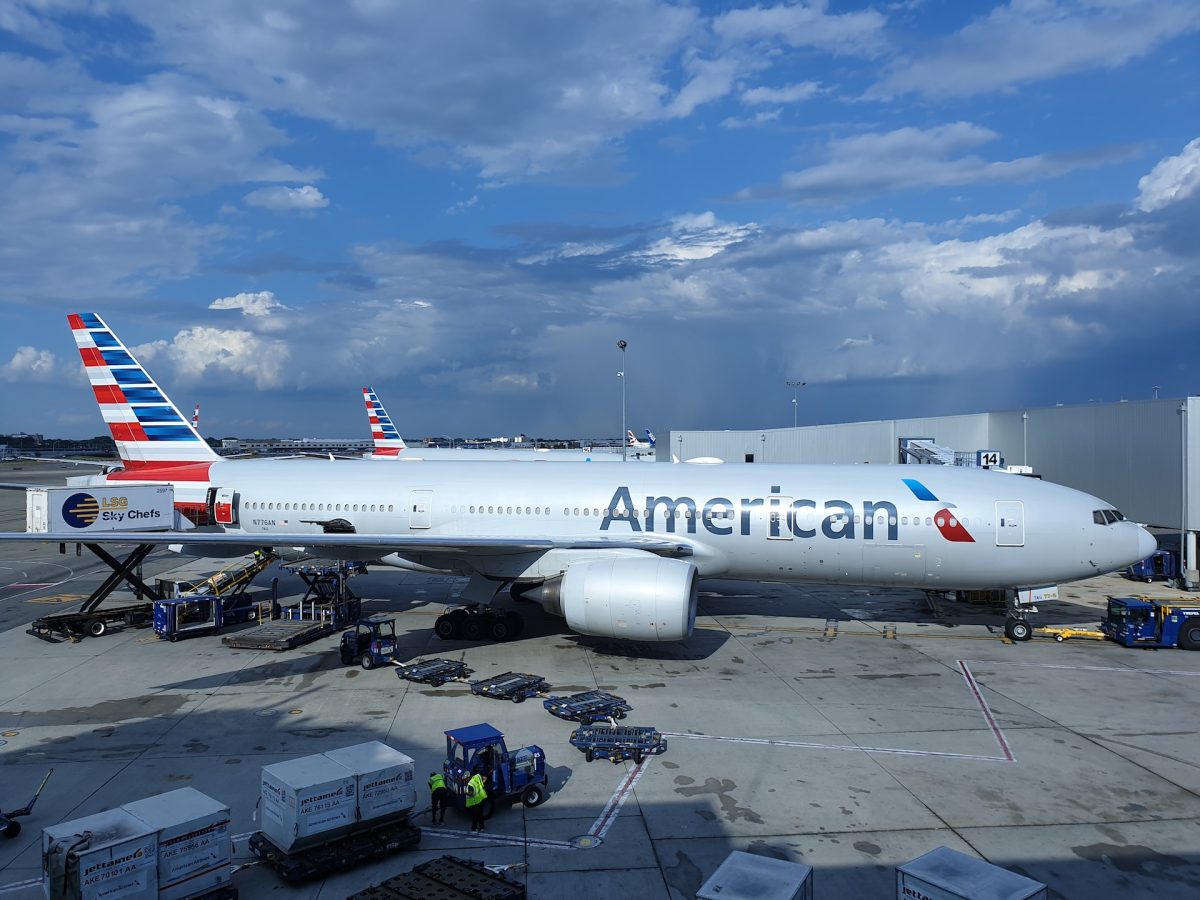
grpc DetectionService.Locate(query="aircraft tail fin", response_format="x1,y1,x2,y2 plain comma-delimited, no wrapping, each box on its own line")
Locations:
363,387,407,455
645,429,656,446
626,430,639,446
68,313,218,471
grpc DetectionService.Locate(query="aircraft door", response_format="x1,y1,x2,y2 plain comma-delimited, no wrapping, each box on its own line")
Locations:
995,501,1024,547
409,490,433,530
210,487,239,526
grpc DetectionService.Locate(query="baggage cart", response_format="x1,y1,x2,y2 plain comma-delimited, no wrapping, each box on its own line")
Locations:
347,855,524,900
568,724,667,764
469,671,549,703
542,690,631,724
394,658,475,686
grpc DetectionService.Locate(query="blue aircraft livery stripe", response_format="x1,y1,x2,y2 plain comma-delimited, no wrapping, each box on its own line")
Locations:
902,478,939,502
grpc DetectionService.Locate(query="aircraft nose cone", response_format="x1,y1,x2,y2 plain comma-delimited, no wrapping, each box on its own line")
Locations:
1137,526,1157,561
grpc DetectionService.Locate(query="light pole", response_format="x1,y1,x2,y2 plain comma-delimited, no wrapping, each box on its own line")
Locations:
787,380,806,428
1022,411,1028,466
1153,385,1161,400
617,340,627,462
1181,402,1191,589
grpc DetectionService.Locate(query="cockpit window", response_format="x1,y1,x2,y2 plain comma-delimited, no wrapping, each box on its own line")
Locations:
1093,509,1126,525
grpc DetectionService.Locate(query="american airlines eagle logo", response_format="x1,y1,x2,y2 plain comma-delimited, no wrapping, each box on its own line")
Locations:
902,478,975,543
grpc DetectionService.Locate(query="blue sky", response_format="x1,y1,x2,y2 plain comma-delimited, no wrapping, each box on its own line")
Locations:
1,1,1198,440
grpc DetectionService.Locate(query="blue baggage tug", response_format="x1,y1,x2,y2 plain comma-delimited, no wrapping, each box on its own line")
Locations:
443,724,549,818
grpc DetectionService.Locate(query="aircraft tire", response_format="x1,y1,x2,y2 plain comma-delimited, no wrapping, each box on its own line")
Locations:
1005,618,1032,642
1178,620,1200,651
463,617,485,641
489,616,513,642
434,615,457,640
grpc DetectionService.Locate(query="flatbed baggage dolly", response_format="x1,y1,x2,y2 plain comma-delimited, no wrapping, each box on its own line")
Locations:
394,658,475,686
569,724,668,764
542,690,631,724
469,671,549,703
347,854,525,900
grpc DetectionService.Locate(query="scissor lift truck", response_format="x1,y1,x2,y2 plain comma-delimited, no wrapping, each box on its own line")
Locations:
569,724,668,764
340,614,398,669
443,724,549,818
543,691,632,724
1101,596,1200,649
469,671,549,703
394,659,475,686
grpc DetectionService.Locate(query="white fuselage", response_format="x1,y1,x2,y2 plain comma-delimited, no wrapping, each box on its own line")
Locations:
106,458,1153,591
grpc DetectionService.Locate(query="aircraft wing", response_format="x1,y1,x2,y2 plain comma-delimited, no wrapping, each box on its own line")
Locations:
0,530,693,558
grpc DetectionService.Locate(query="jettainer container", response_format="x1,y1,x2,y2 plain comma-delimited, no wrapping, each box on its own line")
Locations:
122,788,233,900
42,808,157,900
260,753,358,853
897,847,1047,900
323,741,416,823
696,850,813,900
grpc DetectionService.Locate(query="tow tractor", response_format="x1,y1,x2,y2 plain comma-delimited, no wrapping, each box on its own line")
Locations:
1,769,52,839
1100,596,1200,649
340,613,398,669
443,723,549,818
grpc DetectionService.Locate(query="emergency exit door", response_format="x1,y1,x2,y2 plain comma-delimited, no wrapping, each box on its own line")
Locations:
995,500,1024,547
409,490,433,530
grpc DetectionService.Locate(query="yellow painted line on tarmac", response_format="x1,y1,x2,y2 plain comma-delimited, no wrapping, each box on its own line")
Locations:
26,593,85,604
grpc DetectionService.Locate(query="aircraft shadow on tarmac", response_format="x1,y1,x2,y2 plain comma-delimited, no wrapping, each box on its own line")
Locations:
3,701,1199,900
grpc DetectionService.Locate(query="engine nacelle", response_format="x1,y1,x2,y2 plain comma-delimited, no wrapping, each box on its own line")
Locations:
538,557,698,642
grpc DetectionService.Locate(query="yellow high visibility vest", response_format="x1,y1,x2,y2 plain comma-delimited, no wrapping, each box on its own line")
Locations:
465,773,487,806
428,773,446,792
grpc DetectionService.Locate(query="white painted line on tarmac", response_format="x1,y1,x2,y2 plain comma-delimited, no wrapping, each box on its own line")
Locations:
422,825,575,850
957,661,1015,762
660,731,1010,762
960,660,1200,676
589,758,649,840
0,878,40,895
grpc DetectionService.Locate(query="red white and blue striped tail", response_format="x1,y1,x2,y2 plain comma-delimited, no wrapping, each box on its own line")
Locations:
69,313,218,472
363,387,407,456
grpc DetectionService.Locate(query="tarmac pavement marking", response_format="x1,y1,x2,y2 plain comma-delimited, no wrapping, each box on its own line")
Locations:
0,878,39,895
957,660,1016,762
589,757,650,840
659,731,1010,762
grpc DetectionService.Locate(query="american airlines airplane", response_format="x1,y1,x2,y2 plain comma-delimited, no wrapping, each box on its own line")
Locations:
0,313,1155,644
362,387,627,462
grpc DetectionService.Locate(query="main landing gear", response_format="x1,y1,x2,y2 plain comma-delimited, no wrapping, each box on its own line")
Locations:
434,604,524,642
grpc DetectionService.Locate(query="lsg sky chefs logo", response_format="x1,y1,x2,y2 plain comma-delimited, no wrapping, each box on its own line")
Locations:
61,492,101,527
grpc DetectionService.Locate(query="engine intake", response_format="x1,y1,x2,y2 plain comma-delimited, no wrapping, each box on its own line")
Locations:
539,557,698,641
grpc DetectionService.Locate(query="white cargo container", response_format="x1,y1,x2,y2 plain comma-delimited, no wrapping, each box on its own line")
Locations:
42,808,158,900
897,847,1048,900
122,788,232,900
696,850,813,900
260,754,357,853
323,741,416,824
26,485,174,534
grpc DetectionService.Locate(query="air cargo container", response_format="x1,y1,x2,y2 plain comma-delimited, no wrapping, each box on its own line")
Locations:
43,808,157,900
259,754,357,854
122,788,234,900
897,847,1047,900
26,485,174,534
323,741,415,823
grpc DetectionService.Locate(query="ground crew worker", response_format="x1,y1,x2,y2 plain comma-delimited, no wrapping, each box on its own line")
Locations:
465,769,488,832
428,771,449,825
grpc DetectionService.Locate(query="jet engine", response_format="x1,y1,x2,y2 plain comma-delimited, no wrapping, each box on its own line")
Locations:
535,557,698,641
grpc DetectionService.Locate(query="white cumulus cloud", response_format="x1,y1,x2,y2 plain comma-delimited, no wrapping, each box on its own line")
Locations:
141,327,291,390
209,291,289,317
243,184,329,211
1,346,57,382
741,81,820,105
1136,138,1200,212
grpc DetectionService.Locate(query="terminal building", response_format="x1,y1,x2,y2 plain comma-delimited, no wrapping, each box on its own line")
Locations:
665,397,1200,585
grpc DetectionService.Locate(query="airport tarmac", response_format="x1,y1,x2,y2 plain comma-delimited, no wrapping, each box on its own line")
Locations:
2,465,1200,898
